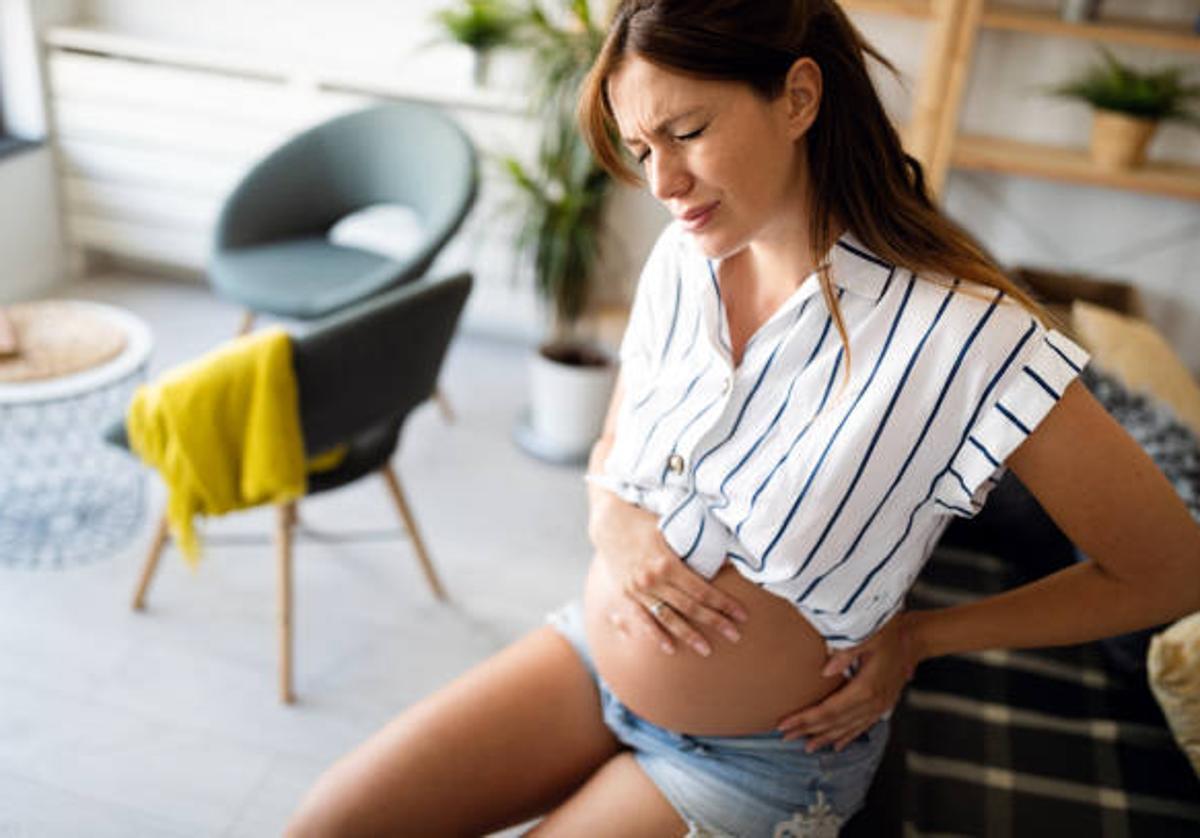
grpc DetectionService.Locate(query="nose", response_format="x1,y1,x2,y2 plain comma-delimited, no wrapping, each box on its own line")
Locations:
647,149,691,204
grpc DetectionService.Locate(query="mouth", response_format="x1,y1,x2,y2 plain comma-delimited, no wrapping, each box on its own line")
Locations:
678,201,719,231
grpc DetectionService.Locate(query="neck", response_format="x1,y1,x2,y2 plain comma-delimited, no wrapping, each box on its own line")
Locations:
731,166,842,298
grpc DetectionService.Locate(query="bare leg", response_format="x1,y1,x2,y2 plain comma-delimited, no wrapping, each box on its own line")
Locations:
285,625,623,837
530,751,688,837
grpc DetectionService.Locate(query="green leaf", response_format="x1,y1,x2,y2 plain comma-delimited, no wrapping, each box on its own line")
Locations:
1046,46,1200,122
485,0,613,333
432,0,522,51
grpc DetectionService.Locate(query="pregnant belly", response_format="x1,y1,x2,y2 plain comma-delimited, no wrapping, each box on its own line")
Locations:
583,557,844,736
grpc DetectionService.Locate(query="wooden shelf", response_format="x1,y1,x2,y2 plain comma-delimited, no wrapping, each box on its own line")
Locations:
840,0,934,20
982,4,1200,54
952,134,1200,202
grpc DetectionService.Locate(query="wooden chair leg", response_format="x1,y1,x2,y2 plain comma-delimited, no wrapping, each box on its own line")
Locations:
237,309,256,336
379,464,447,601
276,502,297,704
433,386,455,424
131,512,170,611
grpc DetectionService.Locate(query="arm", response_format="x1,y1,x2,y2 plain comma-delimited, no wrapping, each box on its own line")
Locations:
909,377,1200,660
780,379,1200,750
586,372,749,656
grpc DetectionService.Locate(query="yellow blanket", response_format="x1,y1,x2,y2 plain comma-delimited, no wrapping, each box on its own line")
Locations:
127,327,339,569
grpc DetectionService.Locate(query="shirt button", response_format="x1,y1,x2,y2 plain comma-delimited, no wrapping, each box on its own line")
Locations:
667,453,685,475
721,377,731,394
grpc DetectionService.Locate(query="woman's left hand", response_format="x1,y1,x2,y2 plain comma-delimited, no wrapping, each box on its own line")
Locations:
775,611,923,752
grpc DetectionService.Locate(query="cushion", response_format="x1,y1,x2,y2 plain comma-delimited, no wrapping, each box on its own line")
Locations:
1148,611,1200,779
1071,300,1200,442
328,203,426,264
1010,266,1146,318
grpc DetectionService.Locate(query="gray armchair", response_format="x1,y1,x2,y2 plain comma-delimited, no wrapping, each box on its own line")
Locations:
209,103,478,324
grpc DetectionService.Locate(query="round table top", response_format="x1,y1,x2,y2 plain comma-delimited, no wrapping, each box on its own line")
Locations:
0,300,153,404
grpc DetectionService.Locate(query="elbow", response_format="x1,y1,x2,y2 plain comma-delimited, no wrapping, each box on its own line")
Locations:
1143,530,1200,624
588,434,615,473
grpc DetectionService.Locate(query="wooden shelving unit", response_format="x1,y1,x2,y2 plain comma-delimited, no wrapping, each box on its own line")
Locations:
844,0,1200,202
953,134,1200,202
981,4,1200,54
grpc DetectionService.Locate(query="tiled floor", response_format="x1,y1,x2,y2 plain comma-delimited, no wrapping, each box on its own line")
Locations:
0,274,592,836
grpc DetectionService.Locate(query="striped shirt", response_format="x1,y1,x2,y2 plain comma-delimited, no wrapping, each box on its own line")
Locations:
597,222,1090,648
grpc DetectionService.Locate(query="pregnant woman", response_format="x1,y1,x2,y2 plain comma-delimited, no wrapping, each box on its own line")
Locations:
287,2,1200,835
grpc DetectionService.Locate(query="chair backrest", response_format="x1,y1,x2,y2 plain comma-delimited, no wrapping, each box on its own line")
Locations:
291,272,473,456
216,103,478,260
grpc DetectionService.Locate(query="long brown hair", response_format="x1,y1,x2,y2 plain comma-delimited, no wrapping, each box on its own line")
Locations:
579,0,1052,390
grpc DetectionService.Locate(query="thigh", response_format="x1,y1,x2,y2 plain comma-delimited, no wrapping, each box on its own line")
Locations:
286,625,623,837
529,752,688,838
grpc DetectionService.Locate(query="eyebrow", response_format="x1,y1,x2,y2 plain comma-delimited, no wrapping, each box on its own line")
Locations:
621,107,707,146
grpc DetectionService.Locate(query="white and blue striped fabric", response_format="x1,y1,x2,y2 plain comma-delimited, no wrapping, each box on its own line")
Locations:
597,223,1090,647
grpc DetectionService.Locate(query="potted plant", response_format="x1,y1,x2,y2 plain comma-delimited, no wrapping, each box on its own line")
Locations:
499,1,617,463
1048,48,1200,170
432,0,522,86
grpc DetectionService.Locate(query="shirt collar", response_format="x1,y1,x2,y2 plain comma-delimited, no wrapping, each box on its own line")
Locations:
686,226,895,306
828,233,895,303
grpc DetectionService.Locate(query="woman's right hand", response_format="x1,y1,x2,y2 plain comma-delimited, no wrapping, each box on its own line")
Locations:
587,465,749,657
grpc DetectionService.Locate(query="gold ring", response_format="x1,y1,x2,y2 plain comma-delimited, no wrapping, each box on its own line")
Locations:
649,600,669,619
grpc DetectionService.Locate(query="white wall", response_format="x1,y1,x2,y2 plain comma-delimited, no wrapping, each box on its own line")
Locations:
0,0,78,303
51,0,1200,367
0,146,68,302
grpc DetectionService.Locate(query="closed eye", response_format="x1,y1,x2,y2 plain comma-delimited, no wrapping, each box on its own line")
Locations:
632,124,707,165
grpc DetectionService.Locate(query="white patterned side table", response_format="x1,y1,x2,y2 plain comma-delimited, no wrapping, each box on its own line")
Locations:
0,300,153,569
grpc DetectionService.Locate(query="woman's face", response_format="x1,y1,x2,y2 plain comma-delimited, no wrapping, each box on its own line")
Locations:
607,53,819,260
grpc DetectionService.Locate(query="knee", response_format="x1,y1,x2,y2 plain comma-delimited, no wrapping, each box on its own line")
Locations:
283,770,369,838
284,799,369,838
282,799,343,838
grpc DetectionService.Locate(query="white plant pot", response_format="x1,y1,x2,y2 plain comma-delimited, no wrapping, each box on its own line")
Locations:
525,344,616,463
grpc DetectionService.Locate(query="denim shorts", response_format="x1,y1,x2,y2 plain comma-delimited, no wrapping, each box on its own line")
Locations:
545,599,888,837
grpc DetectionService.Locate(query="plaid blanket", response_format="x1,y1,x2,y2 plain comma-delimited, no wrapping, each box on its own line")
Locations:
849,543,1200,837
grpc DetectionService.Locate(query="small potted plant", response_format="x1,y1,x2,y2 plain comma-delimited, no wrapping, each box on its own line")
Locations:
433,0,522,86
499,1,617,463
1048,48,1200,170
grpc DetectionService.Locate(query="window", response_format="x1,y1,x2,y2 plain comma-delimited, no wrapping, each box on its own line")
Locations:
0,0,40,159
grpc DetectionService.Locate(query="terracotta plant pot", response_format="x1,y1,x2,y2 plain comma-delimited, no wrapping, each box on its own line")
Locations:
1089,109,1158,170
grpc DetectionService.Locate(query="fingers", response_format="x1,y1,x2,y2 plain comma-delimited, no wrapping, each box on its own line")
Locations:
610,605,677,655
659,583,745,645
617,556,749,657
643,594,713,657
776,677,885,742
619,546,749,627
821,648,860,678
672,572,750,625
781,705,878,752
817,719,875,753
776,693,852,740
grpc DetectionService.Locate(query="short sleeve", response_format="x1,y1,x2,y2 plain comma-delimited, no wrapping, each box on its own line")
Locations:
936,324,1090,518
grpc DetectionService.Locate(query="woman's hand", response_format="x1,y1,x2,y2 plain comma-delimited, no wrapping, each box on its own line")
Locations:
775,611,923,752
588,476,749,657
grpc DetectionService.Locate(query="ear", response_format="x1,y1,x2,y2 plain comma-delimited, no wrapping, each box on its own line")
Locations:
783,57,822,140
